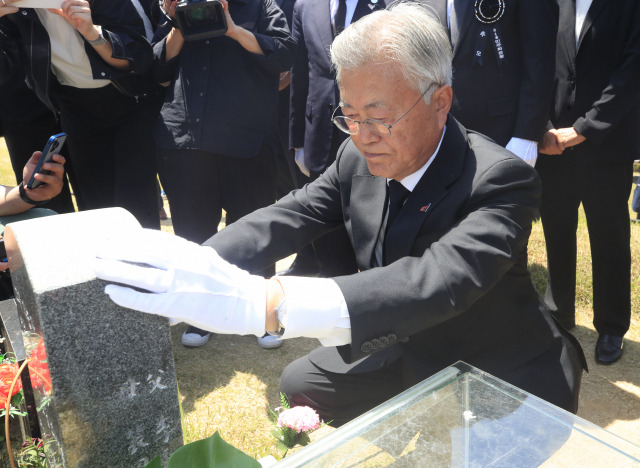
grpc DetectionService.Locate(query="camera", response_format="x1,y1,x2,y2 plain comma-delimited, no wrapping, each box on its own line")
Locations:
174,0,228,42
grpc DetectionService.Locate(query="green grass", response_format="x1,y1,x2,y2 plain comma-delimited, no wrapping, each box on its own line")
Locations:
1,137,639,458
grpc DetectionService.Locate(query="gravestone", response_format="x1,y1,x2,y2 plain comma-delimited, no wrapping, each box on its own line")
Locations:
4,208,183,468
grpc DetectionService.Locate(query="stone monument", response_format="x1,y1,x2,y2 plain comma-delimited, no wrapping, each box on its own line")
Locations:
3,208,183,467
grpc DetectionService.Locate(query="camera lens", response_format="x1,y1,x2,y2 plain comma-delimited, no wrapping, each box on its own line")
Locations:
187,5,217,23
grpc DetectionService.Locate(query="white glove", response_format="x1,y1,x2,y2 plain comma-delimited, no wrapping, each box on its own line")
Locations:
93,229,267,337
505,137,538,167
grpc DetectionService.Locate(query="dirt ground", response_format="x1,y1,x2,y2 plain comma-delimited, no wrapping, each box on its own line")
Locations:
569,320,640,447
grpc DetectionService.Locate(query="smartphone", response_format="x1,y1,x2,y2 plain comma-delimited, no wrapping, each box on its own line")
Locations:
26,132,67,190
0,239,6,263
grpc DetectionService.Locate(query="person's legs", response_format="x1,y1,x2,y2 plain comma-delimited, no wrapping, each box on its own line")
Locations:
581,162,632,338
112,95,162,229
53,85,119,212
280,352,405,427
157,148,223,244
537,156,581,329
157,148,224,347
220,144,277,278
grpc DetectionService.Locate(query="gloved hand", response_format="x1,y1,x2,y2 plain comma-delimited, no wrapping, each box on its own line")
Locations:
93,229,267,337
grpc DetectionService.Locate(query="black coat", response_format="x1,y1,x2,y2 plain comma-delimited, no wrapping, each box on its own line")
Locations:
420,0,558,146
546,0,640,163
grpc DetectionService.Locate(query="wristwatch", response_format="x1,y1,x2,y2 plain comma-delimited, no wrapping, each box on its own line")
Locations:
267,298,287,337
87,33,108,47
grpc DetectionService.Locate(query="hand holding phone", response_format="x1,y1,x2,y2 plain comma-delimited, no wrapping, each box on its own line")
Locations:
26,133,67,190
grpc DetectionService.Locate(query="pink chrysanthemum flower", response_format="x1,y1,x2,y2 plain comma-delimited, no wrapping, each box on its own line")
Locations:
277,406,320,433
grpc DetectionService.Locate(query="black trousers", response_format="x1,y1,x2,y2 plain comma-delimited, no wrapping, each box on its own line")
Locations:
537,155,633,336
1,112,76,215
280,322,583,428
279,353,406,427
157,146,277,276
52,83,160,229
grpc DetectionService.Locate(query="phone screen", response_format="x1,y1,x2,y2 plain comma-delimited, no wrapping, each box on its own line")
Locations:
26,132,67,190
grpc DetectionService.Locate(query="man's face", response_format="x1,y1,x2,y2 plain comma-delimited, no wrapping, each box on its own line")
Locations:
338,63,452,181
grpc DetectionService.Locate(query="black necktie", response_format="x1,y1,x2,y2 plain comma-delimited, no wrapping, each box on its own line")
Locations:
385,180,410,237
333,0,347,36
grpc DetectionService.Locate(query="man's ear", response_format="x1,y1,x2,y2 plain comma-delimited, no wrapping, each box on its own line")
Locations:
432,85,452,127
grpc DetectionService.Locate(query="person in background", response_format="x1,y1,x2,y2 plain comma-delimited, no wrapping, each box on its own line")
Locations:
282,0,385,278
0,0,160,229
151,0,294,348
538,0,640,365
416,0,558,168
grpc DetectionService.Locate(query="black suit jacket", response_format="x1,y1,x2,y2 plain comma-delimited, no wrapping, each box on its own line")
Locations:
289,0,385,173
419,0,558,146
544,0,640,163
208,117,581,406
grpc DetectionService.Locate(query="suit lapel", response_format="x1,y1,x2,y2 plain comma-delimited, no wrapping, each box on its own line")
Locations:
384,119,467,265
451,0,473,56
350,174,387,269
560,0,577,65
313,0,334,60
577,0,610,51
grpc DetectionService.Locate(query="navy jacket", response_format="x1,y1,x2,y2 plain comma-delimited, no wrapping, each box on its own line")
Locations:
289,0,385,173
152,0,295,158
0,0,154,112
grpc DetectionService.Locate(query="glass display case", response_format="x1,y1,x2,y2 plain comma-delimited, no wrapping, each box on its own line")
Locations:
278,362,640,467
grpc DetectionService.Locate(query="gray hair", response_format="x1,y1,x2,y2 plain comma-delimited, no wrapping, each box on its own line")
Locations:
330,1,452,103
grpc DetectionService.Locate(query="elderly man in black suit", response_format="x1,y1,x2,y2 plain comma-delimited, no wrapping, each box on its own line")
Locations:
538,0,640,365
95,3,584,427
417,0,558,167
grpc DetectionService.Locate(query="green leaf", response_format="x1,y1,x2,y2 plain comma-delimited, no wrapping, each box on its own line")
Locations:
270,428,284,442
144,455,162,468
167,431,260,468
297,432,311,447
11,392,24,406
279,393,290,410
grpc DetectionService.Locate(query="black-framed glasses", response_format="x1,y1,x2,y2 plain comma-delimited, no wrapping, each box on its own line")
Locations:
332,84,437,138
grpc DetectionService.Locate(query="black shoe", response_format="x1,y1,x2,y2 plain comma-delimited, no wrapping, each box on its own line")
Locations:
595,334,623,365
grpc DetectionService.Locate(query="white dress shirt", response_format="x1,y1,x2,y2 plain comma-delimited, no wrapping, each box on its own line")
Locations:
576,0,593,46
330,0,359,29
277,127,446,347
36,10,110,89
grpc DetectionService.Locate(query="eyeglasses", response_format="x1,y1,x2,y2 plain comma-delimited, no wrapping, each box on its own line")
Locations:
332,85,437,138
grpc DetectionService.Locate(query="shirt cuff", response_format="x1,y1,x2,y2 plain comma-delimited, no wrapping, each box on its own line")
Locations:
505,137,538,167
275,276,351,346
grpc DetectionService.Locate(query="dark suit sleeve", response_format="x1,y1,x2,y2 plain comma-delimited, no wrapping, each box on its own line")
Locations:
512,0,558,142
248,0,295,75
91,0,153,74
334,157,541,363
572,3,640,145
288,1,309,150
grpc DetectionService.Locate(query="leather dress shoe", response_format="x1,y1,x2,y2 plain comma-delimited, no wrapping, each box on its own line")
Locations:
595,334,624,365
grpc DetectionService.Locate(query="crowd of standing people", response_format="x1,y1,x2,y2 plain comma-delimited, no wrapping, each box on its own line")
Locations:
0,0,638,382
